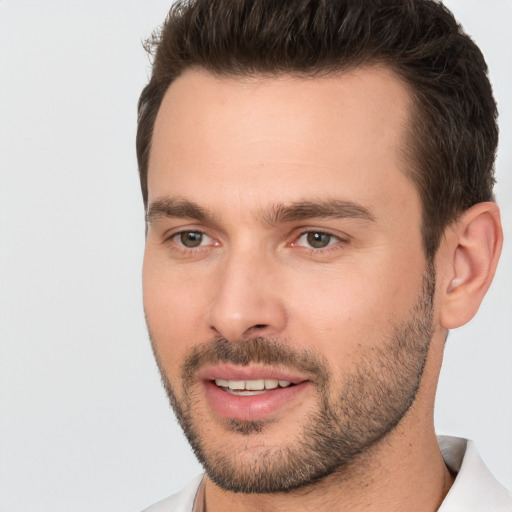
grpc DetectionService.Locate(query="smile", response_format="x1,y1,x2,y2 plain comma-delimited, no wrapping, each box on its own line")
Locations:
201,373,310,421
214,378,293,396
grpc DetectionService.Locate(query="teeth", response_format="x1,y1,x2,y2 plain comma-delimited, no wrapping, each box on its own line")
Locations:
214,379,292,390
265,379,279,389
245,379,264,391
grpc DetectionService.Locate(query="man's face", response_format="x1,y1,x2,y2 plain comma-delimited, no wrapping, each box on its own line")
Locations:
143,67,436,492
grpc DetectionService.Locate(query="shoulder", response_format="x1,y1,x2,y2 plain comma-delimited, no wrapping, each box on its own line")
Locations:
438,436,512,511
141,474,204,512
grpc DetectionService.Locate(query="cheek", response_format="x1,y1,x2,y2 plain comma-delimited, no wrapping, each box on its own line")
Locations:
142,256,209,374
285,255,425,357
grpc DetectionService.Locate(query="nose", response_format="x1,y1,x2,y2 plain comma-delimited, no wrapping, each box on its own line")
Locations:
207,248,287,341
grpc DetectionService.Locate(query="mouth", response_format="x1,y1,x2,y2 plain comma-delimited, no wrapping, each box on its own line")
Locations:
198,365,312,422
213,378,294,396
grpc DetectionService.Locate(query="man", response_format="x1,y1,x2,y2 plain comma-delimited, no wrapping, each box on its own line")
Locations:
137,0,511,510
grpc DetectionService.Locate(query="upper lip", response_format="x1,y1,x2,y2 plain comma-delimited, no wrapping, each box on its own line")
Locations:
197,364,309,384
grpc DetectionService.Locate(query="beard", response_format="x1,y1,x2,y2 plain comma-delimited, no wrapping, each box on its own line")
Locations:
149,264,436,494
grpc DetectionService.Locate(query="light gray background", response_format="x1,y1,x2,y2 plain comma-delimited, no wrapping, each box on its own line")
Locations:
0,1,510,511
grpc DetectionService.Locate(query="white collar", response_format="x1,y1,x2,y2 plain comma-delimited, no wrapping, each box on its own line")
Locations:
438,435,512,511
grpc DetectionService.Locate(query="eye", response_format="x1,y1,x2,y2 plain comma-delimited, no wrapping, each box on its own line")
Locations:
174,231,212,248
296,231,339,249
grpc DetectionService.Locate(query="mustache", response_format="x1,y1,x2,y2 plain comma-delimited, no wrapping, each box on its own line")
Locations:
180,336,330,386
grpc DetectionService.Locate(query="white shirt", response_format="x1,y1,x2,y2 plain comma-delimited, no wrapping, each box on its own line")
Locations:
437,436,512,511
142,436,512,511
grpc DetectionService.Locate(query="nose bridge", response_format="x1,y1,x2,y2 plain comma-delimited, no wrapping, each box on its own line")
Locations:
207,241,286,341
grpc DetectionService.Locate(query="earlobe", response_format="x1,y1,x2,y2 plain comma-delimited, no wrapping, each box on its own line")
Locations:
438,202,503,329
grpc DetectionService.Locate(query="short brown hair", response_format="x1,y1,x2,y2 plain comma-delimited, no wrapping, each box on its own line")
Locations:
137,0,498,258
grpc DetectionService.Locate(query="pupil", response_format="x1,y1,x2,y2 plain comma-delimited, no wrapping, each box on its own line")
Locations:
180,232,202,247
307,232,330,248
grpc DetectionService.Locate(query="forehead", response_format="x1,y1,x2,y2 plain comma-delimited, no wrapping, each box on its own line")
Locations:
148,66,417,221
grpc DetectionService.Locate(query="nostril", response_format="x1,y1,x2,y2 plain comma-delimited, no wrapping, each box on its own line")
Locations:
253,324,268,330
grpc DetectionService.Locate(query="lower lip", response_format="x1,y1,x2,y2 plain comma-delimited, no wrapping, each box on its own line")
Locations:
203,380,312,422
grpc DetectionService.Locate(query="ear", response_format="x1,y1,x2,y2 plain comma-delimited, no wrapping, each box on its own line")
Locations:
437,202,503,329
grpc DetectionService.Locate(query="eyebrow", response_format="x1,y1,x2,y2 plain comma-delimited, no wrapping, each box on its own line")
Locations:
264,200,376,224
146,197,375,225
146,197,214,224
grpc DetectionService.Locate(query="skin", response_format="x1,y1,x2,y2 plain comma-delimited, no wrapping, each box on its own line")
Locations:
143,67,502,511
